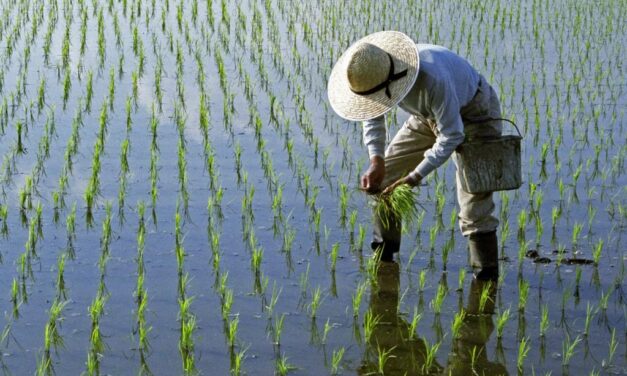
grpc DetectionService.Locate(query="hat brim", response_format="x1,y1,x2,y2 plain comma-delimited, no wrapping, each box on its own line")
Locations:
328,31,419,122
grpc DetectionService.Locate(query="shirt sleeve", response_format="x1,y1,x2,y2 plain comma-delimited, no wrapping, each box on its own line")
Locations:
362,115,386,159
413,79,465,179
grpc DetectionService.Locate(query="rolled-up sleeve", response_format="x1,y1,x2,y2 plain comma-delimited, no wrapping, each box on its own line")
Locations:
362,115,386,159
413,79,465,178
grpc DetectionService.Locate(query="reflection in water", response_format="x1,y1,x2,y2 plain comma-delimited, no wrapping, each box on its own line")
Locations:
358,263,508,375
443,279,508,376
358,262,442,375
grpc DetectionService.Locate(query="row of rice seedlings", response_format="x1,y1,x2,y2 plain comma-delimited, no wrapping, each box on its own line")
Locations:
86,202,113,375
133,202,151,373
35,236,73,375
36,296,68,376
173,102,189,212
84,98,111,224
174,209,197,374
149,103,160,218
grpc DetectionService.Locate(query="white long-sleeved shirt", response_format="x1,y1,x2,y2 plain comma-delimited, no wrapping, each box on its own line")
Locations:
363,44,481,179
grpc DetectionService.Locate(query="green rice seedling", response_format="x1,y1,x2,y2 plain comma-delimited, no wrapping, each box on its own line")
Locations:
419,270,427,292
175,212,185,273
607,328,618,364
518,280,530,312
330,242,339,272
356,224,366,251
62,69,71,108
275,353,296,376
56,254,67,300
226,316,239,348
449,206,458,231
88,292,107,356
451,309,466,339
35,203,43,237
265,283,281,316
422,338,441,374
281,228,295,254
352,281,367,318
36,352,53,376
37,77,46,113
15,121,25,154
251,246,263,273
26,217,38,258
479,281,493,312
583,302,594,336
231,346,247,375
518,240,531,264
599,288,611,311
331,347,344,375
11,278,19,318
442,236,454,270
365,253,381,287
349,210,358,235
299,264,310,296
457,268,466,291
338,183,348,226
556,244,567,265
540,304,549,336
272,314,285,346
107,68,116,109
571,222,583,246
517,209,528,239
407,306,422,340
517,337,530,371
321,318,333,344
179,314,196,373
221,289,233,320
587,204,597,234
363,309,381,343
98,203,113,271
309,286,323,318
535,216,544,247
496,308,510,338
593,239,603,264
85,70,93,111
429,225,438,251
131,70,139,101
561,334,581,366
373,185,419,230
45,299,68,352
430,283,447,314
376,343,395,374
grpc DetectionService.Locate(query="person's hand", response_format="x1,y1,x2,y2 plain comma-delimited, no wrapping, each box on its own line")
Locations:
382,173,421,195
360,156,385,194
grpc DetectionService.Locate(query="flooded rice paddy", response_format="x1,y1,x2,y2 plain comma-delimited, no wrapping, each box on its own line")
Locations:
0,0,625,375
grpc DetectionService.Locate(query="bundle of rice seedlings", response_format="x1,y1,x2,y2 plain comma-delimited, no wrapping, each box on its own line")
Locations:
372,184,420,229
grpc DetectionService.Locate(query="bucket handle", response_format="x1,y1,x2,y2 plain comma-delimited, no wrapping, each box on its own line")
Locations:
463,117,522,138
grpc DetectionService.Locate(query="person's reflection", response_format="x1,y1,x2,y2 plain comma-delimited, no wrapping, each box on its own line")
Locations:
358,262,442,375
443,278,509,375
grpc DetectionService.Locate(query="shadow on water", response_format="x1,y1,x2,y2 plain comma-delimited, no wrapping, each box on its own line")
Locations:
359,262,508,375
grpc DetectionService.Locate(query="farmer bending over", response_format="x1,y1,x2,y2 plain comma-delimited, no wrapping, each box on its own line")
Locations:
328,31,502,280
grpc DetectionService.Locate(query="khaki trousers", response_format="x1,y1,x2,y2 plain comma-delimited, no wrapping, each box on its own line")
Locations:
374,75,502,246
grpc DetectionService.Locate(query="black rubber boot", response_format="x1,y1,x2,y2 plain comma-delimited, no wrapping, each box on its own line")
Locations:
371,240,400,262
468,231,499,281
371,206,402,262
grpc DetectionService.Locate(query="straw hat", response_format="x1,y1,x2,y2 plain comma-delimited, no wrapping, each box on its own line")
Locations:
328,31,419,122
